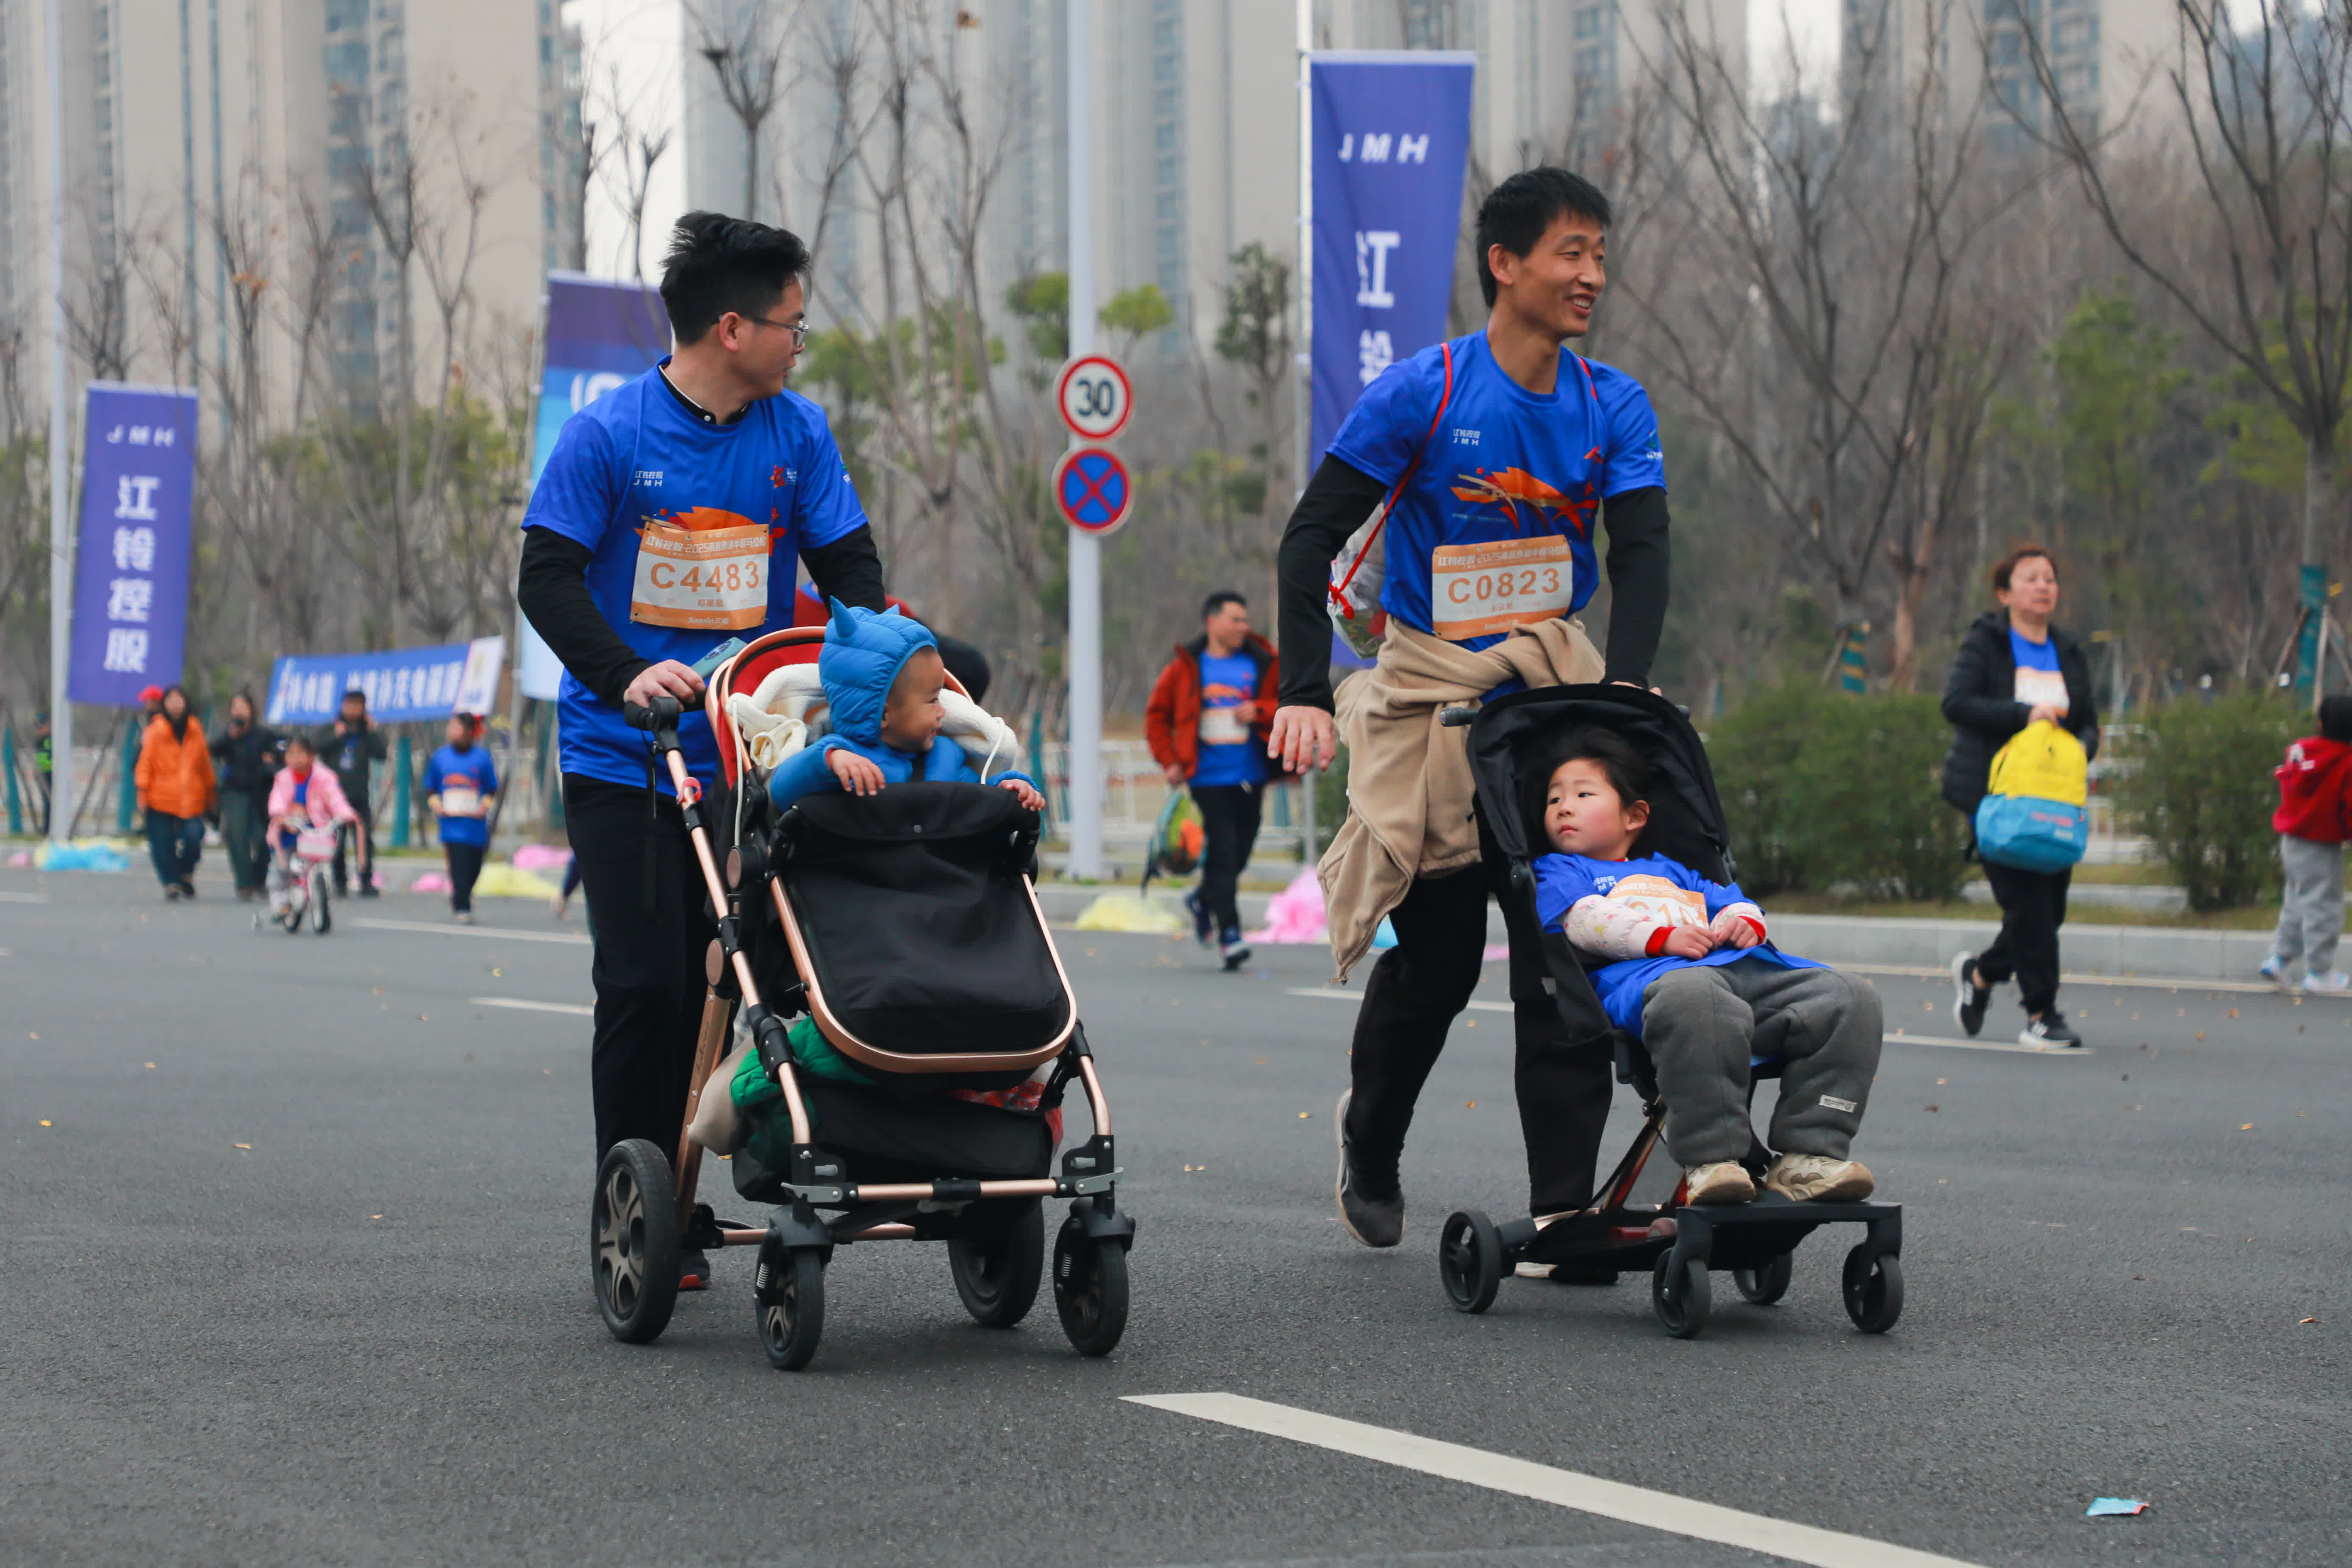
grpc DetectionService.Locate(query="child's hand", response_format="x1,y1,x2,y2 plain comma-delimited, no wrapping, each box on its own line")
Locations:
1710,910,1763,950
1660,925,1715,960
998,777,1045,811
827,749,886,796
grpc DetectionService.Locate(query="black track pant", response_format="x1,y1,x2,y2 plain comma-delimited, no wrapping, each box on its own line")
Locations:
1189,781,1264,937
1976,860,2071,1016
1344,863,1615,1215
565,774,718,1166
443,841,486,913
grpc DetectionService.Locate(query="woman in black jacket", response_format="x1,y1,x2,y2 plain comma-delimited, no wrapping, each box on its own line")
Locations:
208,690,281,902
1940,546,2101,1047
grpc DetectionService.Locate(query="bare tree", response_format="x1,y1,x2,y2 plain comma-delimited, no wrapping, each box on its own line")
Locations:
588,58,674,280
692,0,795,222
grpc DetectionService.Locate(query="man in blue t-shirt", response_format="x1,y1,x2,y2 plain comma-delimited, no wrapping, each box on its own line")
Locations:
517,214,887,1290
1265,169,1674,1254
1146,591,1286,970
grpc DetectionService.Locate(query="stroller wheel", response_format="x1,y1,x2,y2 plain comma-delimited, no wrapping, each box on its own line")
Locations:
1651,1250,1712,1339
1842,1247,1903,1334
755,1238,826,1371
1734,1251,1794,1306
1052,1204,1130,1357
591,1139,681,1345
949,1199,1044,1328
1438,1210,1504,1314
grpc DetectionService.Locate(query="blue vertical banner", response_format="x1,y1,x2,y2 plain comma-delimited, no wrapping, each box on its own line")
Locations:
1308,52,1477,469
68,383,199,706
518,273,672,699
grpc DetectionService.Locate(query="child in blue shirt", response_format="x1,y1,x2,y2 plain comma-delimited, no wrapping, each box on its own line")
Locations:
767,602,1042,812
424,713,499,924
1531,727,1882,1206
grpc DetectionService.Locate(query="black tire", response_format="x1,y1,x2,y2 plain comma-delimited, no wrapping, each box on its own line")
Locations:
755,1238,827,1371
1651,1250,1712,1339
949,1200,1044,1328
1842,1246,1903,1334
308,869,332,934
1438,1210,1504,1314
1735,1250,1794,1306
1052,1207,1130,1357
591,1139,681,1344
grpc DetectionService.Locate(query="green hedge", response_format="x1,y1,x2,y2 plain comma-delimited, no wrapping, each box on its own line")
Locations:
2112,694,2297,910
1705,686,1971,901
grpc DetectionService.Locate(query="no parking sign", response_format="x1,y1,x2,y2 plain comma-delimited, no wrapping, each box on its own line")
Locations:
1053,446,1133,536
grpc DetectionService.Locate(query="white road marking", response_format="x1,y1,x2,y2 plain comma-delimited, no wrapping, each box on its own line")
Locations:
469,996,594,1016
351,917,588,946
1885,1031,2094,1056
1291,986,1510,1013
0,891,46,903
1841,960,2314,997
1125,1393,1986,1568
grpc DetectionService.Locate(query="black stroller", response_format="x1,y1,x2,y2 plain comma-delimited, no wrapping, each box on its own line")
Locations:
1433,684,1902,1339
588,628,1133,1370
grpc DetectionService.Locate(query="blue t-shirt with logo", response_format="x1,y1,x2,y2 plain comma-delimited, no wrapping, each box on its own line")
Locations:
1190,650,1266,788
1532,850,1818,1036
423,744,499,847
522,365,868,793
1328,331,1665,653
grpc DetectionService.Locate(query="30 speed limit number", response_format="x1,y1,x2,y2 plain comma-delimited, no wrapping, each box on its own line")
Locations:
1055,354,1133,442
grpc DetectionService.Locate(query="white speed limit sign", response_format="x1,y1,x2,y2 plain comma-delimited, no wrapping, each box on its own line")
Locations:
1055,354,1133,442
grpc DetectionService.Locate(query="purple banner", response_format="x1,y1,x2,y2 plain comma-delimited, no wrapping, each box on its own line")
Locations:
68,383,199,706
1309,53,1476,469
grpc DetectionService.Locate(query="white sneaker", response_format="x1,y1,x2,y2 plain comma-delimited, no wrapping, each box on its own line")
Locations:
2303,970,2352,995
2259,955,2293,989
1765,1152,1876,1202
1683,1161,1756,1205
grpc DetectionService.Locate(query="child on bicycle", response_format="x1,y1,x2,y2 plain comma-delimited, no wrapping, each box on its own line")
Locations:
265,733,361,913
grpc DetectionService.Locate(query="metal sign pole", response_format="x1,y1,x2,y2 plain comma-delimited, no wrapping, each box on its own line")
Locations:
1064,0,1103,881
1294,0,1319,863
44,0,72,844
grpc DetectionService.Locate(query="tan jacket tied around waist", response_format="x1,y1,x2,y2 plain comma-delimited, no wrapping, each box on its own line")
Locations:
1316,616,1603,982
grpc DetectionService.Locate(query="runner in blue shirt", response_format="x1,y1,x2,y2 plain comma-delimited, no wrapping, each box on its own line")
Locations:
517,214,889,1293
423,713,499,925
1265,169,1674,1257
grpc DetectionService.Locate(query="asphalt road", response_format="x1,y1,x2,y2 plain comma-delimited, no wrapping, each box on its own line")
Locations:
3,860,2347,1568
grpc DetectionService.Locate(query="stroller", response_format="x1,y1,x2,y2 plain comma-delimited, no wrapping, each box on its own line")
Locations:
1431,685,1903,1339
589,627,1133,1371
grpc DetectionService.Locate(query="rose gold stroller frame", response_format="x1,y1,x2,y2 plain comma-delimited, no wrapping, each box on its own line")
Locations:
591,688,1131,1367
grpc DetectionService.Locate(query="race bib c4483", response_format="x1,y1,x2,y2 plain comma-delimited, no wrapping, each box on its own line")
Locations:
630,521,771,630
1430,535,1575,641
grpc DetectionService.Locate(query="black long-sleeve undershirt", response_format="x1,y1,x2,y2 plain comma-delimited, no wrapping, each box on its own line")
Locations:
1274,455,1672,710
516,522,887,705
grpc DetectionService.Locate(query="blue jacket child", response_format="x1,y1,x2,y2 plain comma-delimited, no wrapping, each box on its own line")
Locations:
766,602,1039,811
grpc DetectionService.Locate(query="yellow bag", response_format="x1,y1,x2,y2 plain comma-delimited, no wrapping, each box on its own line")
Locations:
1985,720,2088,808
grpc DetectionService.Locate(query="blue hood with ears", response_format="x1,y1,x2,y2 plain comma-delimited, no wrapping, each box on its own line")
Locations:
818,601,938,747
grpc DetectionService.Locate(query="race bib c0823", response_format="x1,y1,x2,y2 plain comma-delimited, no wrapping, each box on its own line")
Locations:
630,521,771,630
1430,535,1575,641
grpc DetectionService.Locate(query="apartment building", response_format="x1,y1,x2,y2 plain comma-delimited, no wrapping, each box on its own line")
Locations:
1843,0,2178,147
0,0,584,418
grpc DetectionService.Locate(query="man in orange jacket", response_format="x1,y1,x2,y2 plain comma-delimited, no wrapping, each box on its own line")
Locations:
1145,591,1286,969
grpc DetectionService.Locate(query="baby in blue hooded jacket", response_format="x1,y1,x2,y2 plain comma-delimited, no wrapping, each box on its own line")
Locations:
766,602,1044,812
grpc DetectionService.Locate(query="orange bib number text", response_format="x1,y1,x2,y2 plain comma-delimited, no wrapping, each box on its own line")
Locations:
1430,536,1575,641
630,522,770,630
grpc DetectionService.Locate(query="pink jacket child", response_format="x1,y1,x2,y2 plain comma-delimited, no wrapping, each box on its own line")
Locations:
266,755,359,837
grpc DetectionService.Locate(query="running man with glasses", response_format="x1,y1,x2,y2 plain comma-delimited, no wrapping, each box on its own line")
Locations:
518,212,888,1292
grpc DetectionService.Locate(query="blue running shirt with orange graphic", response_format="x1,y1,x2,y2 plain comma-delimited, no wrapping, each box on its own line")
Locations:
524,362,867,791
1327,330,1664,652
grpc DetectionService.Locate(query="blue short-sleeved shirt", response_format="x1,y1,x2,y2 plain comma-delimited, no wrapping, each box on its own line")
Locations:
1532,850,1818,1036
423,744,499,847
522,365,868,792
1190,650,1266,788
1327,331,1665,653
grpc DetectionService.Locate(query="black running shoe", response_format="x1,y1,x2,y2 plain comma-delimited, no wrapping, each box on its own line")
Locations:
1950,952,1990,1037
2020,1012,2083,1049
1333,1091,1403,1248
1183,889,1213,946
678,1250,712,1291
1219,927,1251,971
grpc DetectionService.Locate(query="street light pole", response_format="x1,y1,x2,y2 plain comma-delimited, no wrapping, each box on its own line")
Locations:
1064,0,1102,880
44,0,72,844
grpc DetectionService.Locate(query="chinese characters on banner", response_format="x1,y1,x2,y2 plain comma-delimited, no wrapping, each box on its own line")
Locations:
516,272,673,700
67,383,199,705
1307,54,1477,469
264,637,506,727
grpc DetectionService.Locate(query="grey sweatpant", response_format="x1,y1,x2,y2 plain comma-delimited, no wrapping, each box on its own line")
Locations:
1638,958,1883,1166
2272,833,2345,976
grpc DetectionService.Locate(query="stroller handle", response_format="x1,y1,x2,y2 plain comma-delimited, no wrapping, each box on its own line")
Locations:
623,694,683,747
